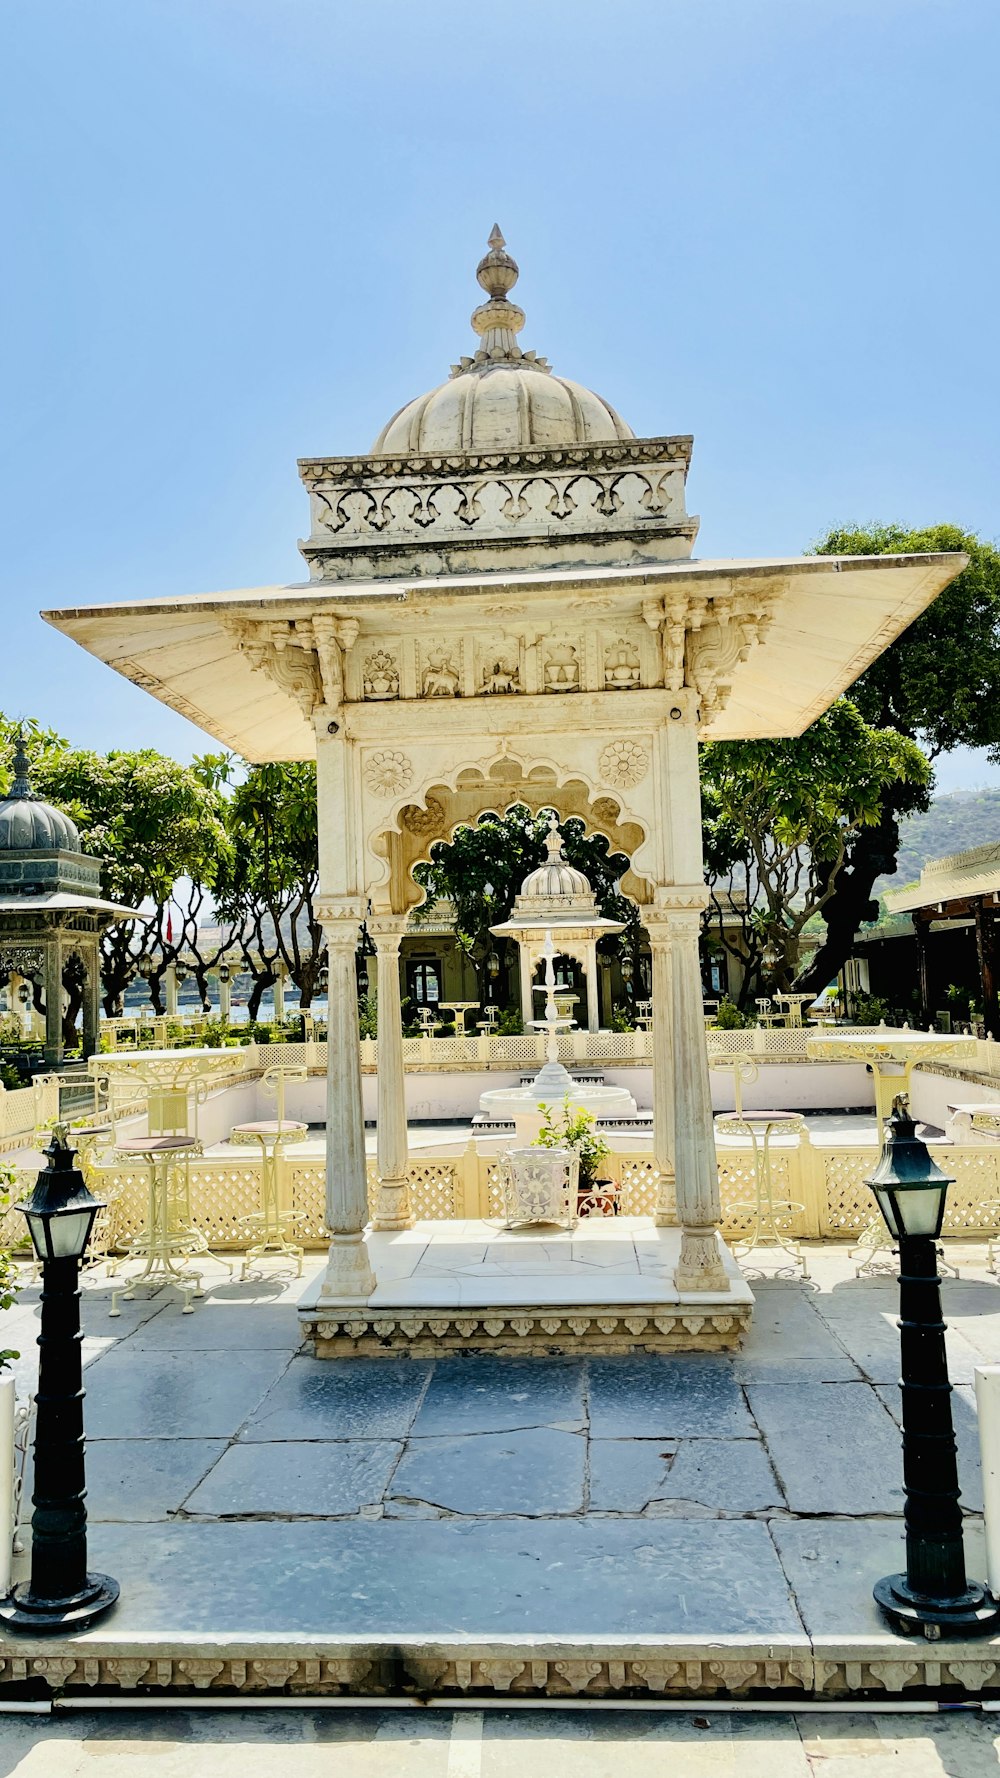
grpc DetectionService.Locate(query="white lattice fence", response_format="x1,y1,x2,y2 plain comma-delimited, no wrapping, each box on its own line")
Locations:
820,1150,880,1237
618,1160,662,1217
718,1155,781,1239
942,1152,1000,1236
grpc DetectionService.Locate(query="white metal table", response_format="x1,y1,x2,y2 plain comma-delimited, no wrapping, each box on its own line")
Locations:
109,1135,207,1315
230,1119,309,1278
715,1109,810,1276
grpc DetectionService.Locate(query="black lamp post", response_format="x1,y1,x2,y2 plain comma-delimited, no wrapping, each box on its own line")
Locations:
0,1129,119,1634
869,1099,998,1638
487,950,501,1004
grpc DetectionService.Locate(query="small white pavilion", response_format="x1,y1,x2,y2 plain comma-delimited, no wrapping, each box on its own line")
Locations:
44,228,965,1352
491,817,624,1033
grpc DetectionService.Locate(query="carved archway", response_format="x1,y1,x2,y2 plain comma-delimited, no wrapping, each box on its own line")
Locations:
366,754,654,916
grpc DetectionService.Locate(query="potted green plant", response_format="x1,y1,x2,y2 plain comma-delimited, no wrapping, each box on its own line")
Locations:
533,1097,611,1193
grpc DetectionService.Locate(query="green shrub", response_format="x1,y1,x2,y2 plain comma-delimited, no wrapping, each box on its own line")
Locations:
533,1098,610,1190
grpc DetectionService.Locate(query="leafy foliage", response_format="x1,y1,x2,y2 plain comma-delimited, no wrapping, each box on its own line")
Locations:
213,761,324,1016
35,747,231,1013
414,805,633,1003
702,699,929,1006
533,1098,610,1189
818,525,1000,758
796,523,1000,991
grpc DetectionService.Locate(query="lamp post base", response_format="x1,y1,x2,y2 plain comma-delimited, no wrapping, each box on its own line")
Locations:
0,1573,119,1635
874,1572,1000,1639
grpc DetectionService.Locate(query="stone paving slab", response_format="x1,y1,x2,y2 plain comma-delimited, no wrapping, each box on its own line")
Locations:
185,1438,403,1517
410,1354,585,1435
84,1347,293,1440
589,1436,784,1515
239,1356,432,1441
390,1427,586,1516
21,1518,803,1639
10,1706,1000,1778
587,1354,755,1439
85,1439,229,1522
745,1380,906,1514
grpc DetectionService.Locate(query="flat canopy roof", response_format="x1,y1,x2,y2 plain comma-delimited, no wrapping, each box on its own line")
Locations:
886,842,1000,917
43,551,964,761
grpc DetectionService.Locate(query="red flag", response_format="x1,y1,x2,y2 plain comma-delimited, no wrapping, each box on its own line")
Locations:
166,910,173,945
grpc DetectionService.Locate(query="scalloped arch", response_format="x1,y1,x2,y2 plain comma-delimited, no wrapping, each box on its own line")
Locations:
364,746,654,915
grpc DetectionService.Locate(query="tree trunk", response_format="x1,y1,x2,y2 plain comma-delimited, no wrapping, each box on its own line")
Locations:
248,972,274,1021
793,799,903,995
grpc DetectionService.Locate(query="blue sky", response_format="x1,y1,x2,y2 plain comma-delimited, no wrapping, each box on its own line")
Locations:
2,0,998,788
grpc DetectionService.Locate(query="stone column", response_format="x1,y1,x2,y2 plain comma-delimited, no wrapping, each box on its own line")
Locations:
668,897,727,1291
42,936,63,1068
915,917,933,1028
370,915,412,1231
164,965,178,1017
974,900,1000,1039
584,941,600,1034
317,912,376,1302
81,941,101,1060
273,963,286,1026
645,912,675,1226
519,945,534,1030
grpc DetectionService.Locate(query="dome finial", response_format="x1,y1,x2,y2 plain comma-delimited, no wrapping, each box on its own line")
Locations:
544,813,563,858
471,225,526,359
10,729,34,801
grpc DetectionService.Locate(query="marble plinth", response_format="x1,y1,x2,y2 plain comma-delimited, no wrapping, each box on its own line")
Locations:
297,1218,753,1355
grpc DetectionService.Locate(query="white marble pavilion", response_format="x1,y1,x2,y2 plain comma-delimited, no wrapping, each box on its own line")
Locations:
44,228,965,1352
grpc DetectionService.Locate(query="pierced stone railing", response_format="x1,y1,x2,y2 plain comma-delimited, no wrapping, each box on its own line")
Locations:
3,1135,1000,1256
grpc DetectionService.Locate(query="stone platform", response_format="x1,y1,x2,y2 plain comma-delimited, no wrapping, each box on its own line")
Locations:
297,1219,754,1355
2,1251,1000,1704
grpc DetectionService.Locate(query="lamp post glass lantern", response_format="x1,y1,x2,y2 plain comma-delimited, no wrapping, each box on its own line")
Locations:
869,1097,998,1637
0,1128,119,1634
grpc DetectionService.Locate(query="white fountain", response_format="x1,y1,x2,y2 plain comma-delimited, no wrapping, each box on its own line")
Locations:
478,930,638,1140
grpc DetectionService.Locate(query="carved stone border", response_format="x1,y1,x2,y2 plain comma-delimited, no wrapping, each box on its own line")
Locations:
5,1644,1000,1699
298,1303,752,1357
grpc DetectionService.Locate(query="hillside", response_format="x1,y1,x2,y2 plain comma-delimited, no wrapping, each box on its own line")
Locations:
878,788,1000,890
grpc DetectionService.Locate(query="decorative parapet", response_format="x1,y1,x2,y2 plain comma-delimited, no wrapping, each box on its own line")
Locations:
297,438,697,581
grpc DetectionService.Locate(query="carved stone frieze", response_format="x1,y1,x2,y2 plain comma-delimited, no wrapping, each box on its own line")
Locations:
477,637,521,695
301,1301,750,1355
298,437,697,581
0,945,44,976
362,649,399,700
604,636,640,688
401,796,446,838
420,645,461,697
542,640,580,692
600,739,649,790
225,614,359,717
363,750,413,798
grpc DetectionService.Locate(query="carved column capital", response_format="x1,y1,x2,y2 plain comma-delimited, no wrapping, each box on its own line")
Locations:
317,899,365,950
369,914,408,954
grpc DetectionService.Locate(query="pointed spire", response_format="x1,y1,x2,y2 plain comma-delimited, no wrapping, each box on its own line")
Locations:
10,729,34,801
469,225,527,361
544,812,563,858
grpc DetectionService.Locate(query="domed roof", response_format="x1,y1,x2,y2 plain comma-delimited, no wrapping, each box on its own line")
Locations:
372,228,634,456
518,819,593,903
0,737,81,853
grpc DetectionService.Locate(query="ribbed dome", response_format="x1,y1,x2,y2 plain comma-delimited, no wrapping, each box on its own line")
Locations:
519,820,593,902
0,738,80,853
372,227,633,456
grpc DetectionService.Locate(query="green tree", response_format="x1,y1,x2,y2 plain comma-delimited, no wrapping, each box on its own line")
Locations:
702,700,929,1008
214,762,324,1018
35,749,231,1014
414,805,634,1004
798,524,1000,990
